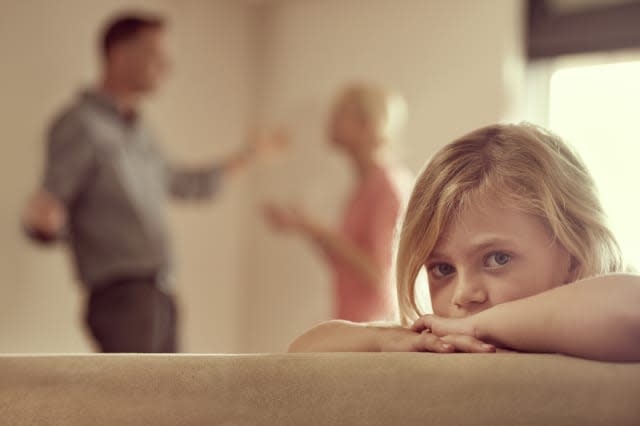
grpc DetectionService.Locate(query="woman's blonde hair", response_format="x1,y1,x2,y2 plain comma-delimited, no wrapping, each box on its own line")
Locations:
396,123,624,325
337,83,408,147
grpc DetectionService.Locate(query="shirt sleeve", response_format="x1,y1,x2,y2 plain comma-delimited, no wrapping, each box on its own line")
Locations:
361,180,403,272
42,115,95,205
166,164,225,200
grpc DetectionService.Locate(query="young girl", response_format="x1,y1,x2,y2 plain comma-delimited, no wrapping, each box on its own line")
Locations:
264,84,409,322
289,123,640,362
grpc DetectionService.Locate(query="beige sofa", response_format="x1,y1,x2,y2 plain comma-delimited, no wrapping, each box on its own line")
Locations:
1,353,639,425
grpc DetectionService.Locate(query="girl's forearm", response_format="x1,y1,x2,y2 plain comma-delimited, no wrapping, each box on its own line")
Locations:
475,274,640,361
288,320,379,352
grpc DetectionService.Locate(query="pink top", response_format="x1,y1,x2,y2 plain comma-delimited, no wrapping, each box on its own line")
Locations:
332,165,403,322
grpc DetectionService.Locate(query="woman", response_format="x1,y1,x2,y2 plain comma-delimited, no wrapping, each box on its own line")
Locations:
264,83,409,322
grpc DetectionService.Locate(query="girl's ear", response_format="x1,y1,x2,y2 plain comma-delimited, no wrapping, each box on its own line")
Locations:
564,255,580,284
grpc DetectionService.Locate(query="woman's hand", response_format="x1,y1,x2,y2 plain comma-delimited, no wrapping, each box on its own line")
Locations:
263,203,308,233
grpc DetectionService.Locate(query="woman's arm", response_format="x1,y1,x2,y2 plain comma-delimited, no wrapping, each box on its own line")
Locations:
413,274,640,361
264,181,400,289
303,220,384,288
263,206,383,288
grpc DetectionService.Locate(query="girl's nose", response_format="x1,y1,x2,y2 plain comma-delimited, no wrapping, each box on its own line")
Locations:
451,272,488,314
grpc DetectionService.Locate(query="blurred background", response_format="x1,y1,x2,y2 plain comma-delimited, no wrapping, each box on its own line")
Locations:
1,0,638,353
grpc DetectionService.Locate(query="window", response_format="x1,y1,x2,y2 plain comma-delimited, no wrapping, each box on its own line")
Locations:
544,53,640,268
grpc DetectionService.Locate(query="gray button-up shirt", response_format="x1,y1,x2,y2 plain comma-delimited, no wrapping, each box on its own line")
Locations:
43,91,222,291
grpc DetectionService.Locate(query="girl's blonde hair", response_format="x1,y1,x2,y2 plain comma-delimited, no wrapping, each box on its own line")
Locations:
396,123,624,325
337,83,408,147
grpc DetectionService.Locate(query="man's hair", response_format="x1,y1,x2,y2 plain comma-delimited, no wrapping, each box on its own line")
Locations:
101,13,166,57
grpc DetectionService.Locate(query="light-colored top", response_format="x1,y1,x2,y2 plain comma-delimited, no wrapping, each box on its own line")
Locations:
332,164,404,322
43,91,222,290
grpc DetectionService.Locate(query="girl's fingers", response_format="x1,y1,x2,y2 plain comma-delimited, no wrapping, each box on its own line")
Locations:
415,330,454,353
440,334,495,353
411,315,433,333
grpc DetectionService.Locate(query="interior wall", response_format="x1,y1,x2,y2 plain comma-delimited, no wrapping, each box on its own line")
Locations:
243,0,526,352
0,0,256,353
0,0,525,354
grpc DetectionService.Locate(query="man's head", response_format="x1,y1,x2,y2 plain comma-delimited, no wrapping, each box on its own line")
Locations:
101,13,169,94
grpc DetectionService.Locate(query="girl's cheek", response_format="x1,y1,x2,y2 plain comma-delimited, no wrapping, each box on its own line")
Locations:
489,275,534,305
429,288,452,316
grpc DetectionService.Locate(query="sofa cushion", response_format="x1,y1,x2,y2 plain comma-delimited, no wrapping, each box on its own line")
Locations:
1,353,639,425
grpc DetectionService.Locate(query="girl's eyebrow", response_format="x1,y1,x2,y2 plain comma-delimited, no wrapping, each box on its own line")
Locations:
467,236,518,253
428,235,518,262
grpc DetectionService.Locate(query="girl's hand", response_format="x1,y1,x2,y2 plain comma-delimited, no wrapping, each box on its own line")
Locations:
410,314,497,352
411,314,478,339
376,326,495,353
288,320,495,353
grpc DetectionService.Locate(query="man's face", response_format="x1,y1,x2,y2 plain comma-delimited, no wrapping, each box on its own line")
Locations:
109,28,170,94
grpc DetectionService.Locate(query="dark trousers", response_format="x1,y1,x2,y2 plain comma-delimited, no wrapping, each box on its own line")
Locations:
86,279,178,353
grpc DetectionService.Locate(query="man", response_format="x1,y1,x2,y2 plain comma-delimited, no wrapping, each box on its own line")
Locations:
23,13,282,352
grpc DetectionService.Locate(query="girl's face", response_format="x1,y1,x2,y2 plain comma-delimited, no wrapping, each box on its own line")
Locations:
425,195,576,318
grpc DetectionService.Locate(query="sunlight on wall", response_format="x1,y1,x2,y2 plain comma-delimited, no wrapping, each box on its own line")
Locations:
549,60,640,268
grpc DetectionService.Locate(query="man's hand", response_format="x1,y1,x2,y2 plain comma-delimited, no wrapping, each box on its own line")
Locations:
23,190,67,242
225,127,291,175
251,126,290,157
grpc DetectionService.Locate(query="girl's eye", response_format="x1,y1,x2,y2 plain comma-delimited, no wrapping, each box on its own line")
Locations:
430,263,456,278
485,252,511,268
